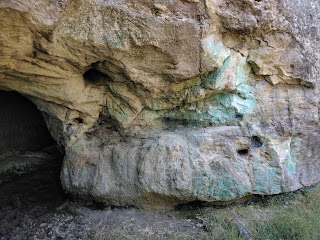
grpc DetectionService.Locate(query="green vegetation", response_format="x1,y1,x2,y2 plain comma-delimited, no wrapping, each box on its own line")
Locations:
197,187,320,240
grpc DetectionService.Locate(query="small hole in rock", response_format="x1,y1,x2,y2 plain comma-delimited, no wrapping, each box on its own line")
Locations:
83,69,112,84
251,136,263,148
237,149,249,155
235,114,243,120
74,118,83,124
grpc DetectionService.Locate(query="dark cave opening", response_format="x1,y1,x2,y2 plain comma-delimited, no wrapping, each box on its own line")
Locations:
0,90,66,226
0,90,55,156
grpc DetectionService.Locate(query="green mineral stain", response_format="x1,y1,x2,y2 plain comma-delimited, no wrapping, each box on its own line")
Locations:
236,57,252,85
202,56,232,90
142,53,257,128
231,95,256,114
206,41,230,69
147,85,205,111
236,84,255,99
287,154,296,177
209,41,226,57
161,90,256,125
193,161,250,200
147,98,176,111
253,167,282,194
286,138,298,177
271,138,297,177
251,137,299,195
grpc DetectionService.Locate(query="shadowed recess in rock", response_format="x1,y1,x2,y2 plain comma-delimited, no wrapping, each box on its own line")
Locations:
0,90,55,157
0,90,66,230
83,68,113,85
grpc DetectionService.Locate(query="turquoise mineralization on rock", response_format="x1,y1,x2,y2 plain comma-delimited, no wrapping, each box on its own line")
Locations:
0,0,319,209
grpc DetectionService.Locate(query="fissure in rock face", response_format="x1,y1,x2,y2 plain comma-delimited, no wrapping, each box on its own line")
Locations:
0,0,320,209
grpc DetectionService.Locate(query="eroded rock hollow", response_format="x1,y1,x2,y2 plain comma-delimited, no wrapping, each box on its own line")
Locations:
1,0,320,209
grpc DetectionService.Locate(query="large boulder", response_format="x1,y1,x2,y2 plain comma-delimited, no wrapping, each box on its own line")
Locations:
0,0,319,209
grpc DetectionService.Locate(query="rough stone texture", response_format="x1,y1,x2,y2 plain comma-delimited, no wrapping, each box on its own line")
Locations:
0,0,320,209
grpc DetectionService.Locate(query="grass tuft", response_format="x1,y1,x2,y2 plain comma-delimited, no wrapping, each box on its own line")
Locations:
198,187,320,240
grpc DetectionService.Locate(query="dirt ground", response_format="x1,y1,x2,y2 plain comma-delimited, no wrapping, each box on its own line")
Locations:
0,148,208,240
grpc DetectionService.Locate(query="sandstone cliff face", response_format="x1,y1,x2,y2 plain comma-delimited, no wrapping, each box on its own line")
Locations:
1,0,319,209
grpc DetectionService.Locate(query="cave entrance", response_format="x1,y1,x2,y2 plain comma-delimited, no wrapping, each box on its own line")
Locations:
0,90,66,220
0,90,55,156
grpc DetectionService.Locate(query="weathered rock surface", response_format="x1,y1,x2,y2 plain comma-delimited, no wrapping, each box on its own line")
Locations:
0,0,320,209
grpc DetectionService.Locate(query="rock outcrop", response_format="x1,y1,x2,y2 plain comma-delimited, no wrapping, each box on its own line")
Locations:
1,0,319,209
